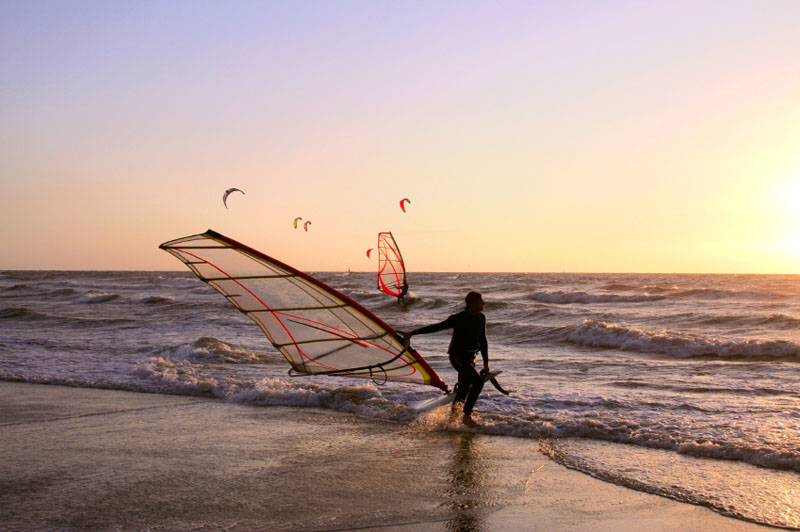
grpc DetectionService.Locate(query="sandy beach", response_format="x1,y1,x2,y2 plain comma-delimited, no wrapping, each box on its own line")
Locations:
0,381,776,532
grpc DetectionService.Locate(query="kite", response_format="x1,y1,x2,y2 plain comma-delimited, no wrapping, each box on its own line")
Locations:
399,198,411,212
222,188,245,209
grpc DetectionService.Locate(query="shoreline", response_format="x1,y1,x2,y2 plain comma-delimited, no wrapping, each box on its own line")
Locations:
0,381,777,532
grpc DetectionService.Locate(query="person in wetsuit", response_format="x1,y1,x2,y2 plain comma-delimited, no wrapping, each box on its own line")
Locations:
402,291,489,427
397,281,409,306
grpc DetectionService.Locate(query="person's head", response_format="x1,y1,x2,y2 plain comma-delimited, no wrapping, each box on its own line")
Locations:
465,291,484,314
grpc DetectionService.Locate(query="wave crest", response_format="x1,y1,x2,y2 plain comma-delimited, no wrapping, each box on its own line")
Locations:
74,291,120,304
529,290,665,304
154,337,277,365
0,307,48,321
130,357,220,395
568,320,800,360
227,378,402,418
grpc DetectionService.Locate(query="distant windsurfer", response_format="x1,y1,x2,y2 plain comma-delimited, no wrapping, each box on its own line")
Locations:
402,291,489,427
397,282,410,306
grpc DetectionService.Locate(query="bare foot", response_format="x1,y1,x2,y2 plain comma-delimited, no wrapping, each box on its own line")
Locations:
462,414,479,427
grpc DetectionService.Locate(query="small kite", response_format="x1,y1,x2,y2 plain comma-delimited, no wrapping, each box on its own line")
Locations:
304,221,312,232
222,188,245,209
399,198,411,212
293,217,303,229
366,248,374,258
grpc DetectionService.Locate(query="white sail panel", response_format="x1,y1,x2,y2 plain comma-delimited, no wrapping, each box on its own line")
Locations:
160,230,445,390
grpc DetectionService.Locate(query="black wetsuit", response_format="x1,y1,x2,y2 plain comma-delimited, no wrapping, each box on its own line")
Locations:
410,310,488,415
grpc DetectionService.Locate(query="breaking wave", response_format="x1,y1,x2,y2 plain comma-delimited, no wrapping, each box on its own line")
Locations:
151,337,278,365
227,378,410,419
568,320,800,360
74,292,121,304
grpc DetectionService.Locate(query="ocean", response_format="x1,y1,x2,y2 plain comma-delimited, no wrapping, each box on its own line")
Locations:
1,269,798,529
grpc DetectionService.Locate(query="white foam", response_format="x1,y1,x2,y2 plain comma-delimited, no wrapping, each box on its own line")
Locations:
74,291,120,304
130,356,221,394
568,320,800,360
154,337,273,365
544,437,800,529
226,378,416,420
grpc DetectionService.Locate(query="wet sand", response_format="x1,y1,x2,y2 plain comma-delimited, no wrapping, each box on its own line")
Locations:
0,382,775,532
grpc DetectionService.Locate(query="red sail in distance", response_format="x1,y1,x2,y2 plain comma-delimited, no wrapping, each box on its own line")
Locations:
377,232,406,297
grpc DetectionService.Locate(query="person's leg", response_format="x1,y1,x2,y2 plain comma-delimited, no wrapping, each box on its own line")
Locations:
462,370,484,415
454,370,471,403
453,361,470,405
449,354,471,412
449,353,483,425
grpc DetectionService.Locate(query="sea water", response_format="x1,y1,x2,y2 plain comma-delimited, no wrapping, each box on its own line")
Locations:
1,270,798,528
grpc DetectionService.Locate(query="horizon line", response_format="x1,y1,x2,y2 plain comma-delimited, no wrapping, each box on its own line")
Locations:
2,268,799,276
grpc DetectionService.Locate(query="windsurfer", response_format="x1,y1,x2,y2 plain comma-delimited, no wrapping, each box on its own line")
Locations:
397,282,410,306
401,291,489,427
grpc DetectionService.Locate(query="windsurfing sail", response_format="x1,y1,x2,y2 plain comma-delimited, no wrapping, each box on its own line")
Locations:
377,231,407,297
159,230,446,390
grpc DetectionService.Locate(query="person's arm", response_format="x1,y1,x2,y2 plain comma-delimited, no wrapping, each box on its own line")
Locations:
479,315,489,371
401,315,454,345
411,316,454,336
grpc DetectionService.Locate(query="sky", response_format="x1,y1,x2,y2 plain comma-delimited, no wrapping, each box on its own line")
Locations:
2,0,800,273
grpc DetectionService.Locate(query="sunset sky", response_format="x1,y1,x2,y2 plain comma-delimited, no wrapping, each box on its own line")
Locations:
2,1,800,273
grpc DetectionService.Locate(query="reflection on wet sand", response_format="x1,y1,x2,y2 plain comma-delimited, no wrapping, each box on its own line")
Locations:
444,432,487,532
